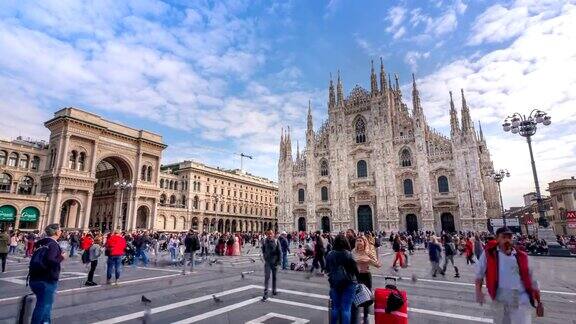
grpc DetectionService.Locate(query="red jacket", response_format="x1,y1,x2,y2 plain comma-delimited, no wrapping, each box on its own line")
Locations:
106,234,127,256
465,240,474,257
484,240,540,306
80,236,93,251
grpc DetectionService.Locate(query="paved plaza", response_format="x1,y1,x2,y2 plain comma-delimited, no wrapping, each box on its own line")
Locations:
0,245,575,324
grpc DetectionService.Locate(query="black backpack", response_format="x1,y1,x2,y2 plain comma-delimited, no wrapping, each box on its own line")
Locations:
81,250,90,264
385,284,405,313
29,245,49,273
328,264,352,289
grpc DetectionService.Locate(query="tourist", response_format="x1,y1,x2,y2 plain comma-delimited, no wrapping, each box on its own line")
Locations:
310,231,326,275
168,235,179,265
85,236,102,286
133,231,151,267
9,232,18,254
326,234,358,324
474,234,484,260
69,231,80,257
475,227,543,324
352,235,381,324
184,230,200,272
279,231,290,270
391,235,404,270
0,227,9,272
105,229,126,285
465,236,475,265
232,234,241,256
442,234,459,278
25,231,36,257
261,230,281,301
428,236,444,277
29,224,66,324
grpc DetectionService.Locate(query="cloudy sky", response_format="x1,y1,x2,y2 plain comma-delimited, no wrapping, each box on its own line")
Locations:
0,0,574,208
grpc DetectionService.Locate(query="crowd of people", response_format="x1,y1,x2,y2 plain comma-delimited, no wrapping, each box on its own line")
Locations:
1,224,570,324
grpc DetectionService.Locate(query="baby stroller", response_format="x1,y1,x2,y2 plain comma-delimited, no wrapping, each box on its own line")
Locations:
290,246,312,271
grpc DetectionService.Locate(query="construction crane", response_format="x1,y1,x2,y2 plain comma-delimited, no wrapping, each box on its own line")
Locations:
239,153,253,172
181,144,254,172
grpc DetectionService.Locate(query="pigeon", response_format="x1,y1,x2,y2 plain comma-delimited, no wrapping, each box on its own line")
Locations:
249,258,256,263
141,295,152,304
212,295,222,303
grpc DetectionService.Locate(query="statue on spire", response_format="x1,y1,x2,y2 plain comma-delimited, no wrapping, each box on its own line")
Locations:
411,73,423,116
307,100,314,136
449,91,460,137
370,60,378,96
337,70,344,106
328,74,336,108
380,57,387,95
460,89,473,132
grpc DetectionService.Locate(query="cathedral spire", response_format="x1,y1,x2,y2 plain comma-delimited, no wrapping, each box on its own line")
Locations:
370,60,378,96
307,100,314,134
337,70,344,106
296,140,300,160
411,73,423,116
279,127,285,161
388,74,392,91
286,126,292,160
379,57,387,95
478,121,485,141
460,89,472,133
394,73,400,91
328,74,336,108
449,91,460,136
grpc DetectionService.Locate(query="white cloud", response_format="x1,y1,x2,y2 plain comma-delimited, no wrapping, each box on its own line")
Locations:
385,5,407,39
412,2,576,207
404,51,430,72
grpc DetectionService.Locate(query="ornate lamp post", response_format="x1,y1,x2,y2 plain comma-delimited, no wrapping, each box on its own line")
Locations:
113,179,132,230
491,169,510,226
502,109,551,228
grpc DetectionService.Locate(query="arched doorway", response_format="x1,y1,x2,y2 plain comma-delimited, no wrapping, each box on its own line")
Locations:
321,216,330,233
441,213,456,233
203,218,209,232
60,199,81,229
19,206,40,230
191,217,199,231
406,214,418,233
357,205,373,233
232,219,237,232
90,156,133,231
217,219,224,233
136,206,149,229
297,217,306,232
225,219,231,233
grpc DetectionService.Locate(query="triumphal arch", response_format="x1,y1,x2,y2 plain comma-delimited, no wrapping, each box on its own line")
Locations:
40,108,166,231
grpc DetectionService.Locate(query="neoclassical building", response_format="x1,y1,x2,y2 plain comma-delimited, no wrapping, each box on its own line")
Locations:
0,108,277,232
278,60,501,234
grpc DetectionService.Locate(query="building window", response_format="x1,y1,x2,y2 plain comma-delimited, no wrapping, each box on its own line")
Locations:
193,196,199,209
68,151,77,169
298,188,305,203
19,154,29,169
321,186,329,201
8,152,18,167
31,156,40,171
0,173,12,192
206,185,210,193
403,179,414,196
182,195,186,208
355,117,367,143
438,176,449,193
357,160,367,178
141,165,147,181
18,176,34,195
147,166,152,182
78,153,86,171
170,195,176,205
0,150,6,165
160,179,164,188
160,194,166,205
320,160,329,176
174,182,179,190
400,148,412,167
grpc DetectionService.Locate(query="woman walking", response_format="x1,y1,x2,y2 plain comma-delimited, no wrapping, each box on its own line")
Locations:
326,234,358,324
85,236,102,286
9,232,18,254
352,235,381,324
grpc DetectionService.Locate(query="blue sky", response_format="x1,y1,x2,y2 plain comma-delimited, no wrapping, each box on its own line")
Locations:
0,0,575,208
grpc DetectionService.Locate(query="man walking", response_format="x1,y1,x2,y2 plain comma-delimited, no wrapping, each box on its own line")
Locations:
0,227,9,272
442,234,460,278
279,231,290,270
261,230,281,301
28,224,66,324
184,230,200,273
475,227,543,324
133,231,151,267
105,229,126,285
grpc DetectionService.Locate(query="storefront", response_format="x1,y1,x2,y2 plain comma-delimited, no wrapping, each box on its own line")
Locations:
0,205,16,231
19,206,39,230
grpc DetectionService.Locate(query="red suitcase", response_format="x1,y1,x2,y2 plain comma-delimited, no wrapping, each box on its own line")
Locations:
374,278,408,324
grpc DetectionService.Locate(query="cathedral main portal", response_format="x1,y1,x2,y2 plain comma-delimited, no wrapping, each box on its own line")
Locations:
357,205,373,233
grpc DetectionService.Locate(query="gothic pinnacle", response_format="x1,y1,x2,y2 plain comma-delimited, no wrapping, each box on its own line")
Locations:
460,88,472,132
337,69,344,105
370,60,378,96
380,57,387,94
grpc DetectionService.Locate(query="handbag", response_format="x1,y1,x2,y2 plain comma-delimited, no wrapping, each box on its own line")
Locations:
353,283,374,307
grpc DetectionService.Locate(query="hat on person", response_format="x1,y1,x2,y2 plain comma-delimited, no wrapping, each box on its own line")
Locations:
496,226,513,236
281,231,287,235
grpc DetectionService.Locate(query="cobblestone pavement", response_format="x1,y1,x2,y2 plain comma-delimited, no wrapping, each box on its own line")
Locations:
1,244,575,324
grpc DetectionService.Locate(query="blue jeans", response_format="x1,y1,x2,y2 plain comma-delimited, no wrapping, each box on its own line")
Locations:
29,280,58,324
329,284,356,324
106,256,122,281
134,248,148,266
169,247,177,262
281,251,288,270
69,243,77,257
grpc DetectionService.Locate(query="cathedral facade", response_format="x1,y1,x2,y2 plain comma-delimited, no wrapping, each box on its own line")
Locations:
277,60,501,234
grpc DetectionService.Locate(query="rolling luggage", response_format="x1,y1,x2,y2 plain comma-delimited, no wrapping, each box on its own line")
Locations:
374,277,408,324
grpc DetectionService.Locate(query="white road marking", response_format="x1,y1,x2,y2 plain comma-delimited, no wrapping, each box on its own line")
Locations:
246,312,309,324
91,285,257,324
0,269,28,274
0,272,90,285
372,274,576,296
0,273,181,304
170,297,261,324
268,298,327,311
136,267,183,273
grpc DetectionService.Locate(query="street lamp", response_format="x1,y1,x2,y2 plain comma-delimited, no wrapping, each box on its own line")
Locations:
491,169,510,226
113,179,132,230
502,109,551,228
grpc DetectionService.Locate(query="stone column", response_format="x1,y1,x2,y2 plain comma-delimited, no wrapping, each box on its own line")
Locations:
150,202,158,230
83,191,93,231
57,134,71,171
128,194,137,230
90,140,99,177
14,213,21,231
52,189,63,224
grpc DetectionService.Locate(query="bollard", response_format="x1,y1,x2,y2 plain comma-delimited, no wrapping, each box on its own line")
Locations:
17,293,34,324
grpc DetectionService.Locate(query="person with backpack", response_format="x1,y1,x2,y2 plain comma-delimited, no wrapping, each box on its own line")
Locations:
0,227,9,272
261,230,281,301
85,236,102,286
29,223,66,324
428,236,444,277
326,234,358,324
279,231,290,270
105,229,126,285
310,231,326,275
442,234,460,278
133,231,152,267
